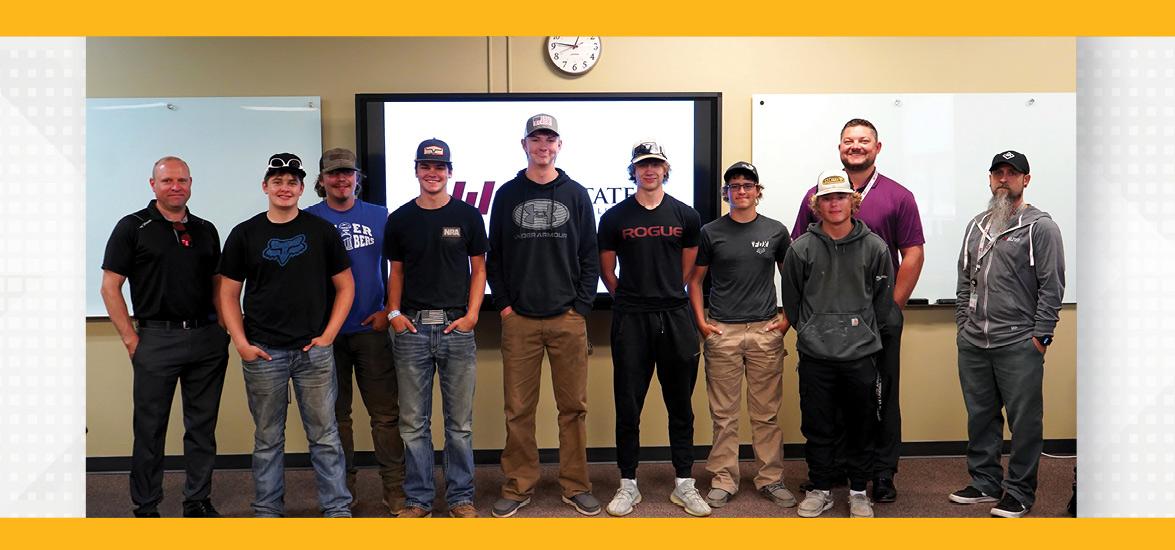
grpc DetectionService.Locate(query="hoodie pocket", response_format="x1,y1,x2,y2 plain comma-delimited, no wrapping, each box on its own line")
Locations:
796,312,878,360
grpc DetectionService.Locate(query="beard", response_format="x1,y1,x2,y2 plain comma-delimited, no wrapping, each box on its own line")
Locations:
987,190,1021,233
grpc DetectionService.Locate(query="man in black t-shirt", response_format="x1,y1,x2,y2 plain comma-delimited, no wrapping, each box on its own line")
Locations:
218,153,355,518
383,139,487,518
598,141,707,517
100,156,230,518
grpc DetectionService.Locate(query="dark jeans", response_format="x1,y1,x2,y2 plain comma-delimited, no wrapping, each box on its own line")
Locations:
873,307,904,477
333,330,404,505
130,324,229,513
957,336,1044,507
798,354,878,492
611,305,700,479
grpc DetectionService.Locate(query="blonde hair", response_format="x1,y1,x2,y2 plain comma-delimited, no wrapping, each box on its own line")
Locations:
807,191,863,217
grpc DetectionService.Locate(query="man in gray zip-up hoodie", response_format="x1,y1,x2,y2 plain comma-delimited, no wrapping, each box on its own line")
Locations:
781,169,893,518
950,150,1065,518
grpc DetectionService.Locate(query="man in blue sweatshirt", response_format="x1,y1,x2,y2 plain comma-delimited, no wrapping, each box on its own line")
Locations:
487,113,601,518
781,169,893,519
950,150,1065,518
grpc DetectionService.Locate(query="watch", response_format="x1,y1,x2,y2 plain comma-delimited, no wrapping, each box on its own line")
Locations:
547,36,601,75
387,310,402,322
1036,335,1053,347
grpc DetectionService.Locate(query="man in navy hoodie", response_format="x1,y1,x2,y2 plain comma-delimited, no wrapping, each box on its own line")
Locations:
487,113,601,518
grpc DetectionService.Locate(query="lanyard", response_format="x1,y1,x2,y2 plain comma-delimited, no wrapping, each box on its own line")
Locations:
857,170,879,202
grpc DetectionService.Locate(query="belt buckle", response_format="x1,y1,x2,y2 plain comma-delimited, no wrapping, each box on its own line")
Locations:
419,310,446,325
181,320,195,329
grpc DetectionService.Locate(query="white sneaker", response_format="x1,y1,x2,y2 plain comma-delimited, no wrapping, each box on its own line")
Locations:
606,479,642,517
797,490,834,518
849,492,874,518
670,478,712,517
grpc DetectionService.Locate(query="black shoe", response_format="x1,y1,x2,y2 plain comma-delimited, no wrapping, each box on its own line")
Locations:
133,509,160,518
871,477,897,503
990,493,1029,518
183,499,222,518
949,485,1000,504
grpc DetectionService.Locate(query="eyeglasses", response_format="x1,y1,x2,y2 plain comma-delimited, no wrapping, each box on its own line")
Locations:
267,156,302,170
725,183,760,192
173,221,191,248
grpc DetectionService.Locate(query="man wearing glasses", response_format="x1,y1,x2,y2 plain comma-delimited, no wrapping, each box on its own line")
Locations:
306,148,406,516
218,153,355,518
688,161,795,511
598,141,707,517
100,156,230,518
790,119,925,503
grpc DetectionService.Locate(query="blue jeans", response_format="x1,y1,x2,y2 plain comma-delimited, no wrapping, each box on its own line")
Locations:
241,343,351,517
393,324,477,511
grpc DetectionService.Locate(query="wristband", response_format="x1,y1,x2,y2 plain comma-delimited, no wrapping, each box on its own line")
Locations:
387,310,402,322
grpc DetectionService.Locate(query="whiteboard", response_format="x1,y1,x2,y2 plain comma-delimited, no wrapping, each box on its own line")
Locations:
86,96,323,317
752,92,1076,304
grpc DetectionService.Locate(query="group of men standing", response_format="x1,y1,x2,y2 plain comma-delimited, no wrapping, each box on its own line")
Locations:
100,113,1064,519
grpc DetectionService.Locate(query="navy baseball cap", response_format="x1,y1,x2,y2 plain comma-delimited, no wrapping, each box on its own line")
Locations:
415,138,452,166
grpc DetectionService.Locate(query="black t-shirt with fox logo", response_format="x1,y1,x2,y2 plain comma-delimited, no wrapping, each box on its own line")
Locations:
384,198,488,311
218,211,351,349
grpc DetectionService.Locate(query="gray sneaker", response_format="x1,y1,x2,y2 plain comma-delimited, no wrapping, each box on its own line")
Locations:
849,492,874,518
759,482,797,508
491,497,530,518
797,490,834,518
562,492,602,516
705,488,732,508
670,478,712,517
607,479,642,516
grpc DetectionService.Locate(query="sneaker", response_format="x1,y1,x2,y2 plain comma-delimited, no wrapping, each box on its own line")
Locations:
759,482,797,508
990,493,1030,518
849,492,874,518
949,485,999,504
491,497,531,518
562,492,602,516
797,490,834,518
449,503,479,518
397,506,431,518
182,499,221,518
607,479,642,516
705,488,732,508
669,478,712,517
871,477,897,503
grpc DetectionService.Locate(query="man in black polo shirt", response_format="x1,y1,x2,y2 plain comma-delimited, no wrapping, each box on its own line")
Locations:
100,156,230,518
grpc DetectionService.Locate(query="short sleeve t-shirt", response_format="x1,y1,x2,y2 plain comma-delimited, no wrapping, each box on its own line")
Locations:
384,198,488,311
101,200,221,321
305,200,389,335
598,194,700,312
696,213,790,323
218,211,351,349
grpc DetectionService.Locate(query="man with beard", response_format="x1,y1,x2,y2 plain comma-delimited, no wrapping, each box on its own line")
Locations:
950,150,1065,518
791,119,923,503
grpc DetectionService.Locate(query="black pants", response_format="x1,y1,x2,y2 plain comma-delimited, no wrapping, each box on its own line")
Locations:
611,305,700,479
873,307,904,477
333,330,405,501
798,354,878,492
130,324,229,513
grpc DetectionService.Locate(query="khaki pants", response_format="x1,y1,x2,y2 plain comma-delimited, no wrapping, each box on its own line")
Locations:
703,318,787,493
499,310,591,500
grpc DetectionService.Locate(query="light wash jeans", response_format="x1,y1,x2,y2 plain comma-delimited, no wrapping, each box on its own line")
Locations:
242,343,351,517
393,324,477,511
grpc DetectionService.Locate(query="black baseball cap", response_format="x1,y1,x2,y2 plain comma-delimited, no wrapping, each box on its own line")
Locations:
989,150,1030,174
415,138,452,166
723,161,759,184
265,152,306,180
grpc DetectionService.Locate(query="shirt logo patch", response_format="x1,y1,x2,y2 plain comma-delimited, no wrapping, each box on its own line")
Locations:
442,227,462,238
336,222,375,251
512,199,570,230
263,235,308,267
752,240,770,254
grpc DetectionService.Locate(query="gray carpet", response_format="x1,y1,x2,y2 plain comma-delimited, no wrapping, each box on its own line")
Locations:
87,455,1075,518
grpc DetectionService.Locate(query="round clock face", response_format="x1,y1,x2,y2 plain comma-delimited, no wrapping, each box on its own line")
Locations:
547,36,601,75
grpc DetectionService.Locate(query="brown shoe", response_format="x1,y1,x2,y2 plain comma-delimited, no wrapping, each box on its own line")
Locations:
397,506,431,518
383,495,406,517
449,504,479,518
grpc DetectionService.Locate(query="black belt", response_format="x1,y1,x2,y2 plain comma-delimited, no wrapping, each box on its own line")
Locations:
137,318,215,330
402,308,466,325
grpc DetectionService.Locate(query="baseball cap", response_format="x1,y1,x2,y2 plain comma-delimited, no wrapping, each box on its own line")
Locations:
415,138,452,165
989,150,1030,174
320,148,359,173
723,161,759,184
813,169,852,197
265,152,306,180
524,113,559,137
630,140,668,165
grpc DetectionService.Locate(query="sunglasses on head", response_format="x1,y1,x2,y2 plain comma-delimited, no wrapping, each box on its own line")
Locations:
172,221,191,248
268,157,302,170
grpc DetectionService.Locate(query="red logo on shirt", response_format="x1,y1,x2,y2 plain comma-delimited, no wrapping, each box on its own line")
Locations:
621,225,682,239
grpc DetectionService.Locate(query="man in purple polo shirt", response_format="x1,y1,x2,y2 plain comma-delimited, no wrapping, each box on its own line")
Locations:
791,118,925,504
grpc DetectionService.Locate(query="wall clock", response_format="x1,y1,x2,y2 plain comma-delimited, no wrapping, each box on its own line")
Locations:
547,36,601,75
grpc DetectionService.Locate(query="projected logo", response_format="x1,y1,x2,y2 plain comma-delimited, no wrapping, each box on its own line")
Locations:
263,235,308,266
513,199,571,230
453,180,496,215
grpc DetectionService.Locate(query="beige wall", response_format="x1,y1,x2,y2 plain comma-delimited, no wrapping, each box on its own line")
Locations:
86,37,1076,458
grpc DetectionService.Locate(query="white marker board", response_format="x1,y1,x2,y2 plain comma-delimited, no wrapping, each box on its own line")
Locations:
752,92,1076,304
